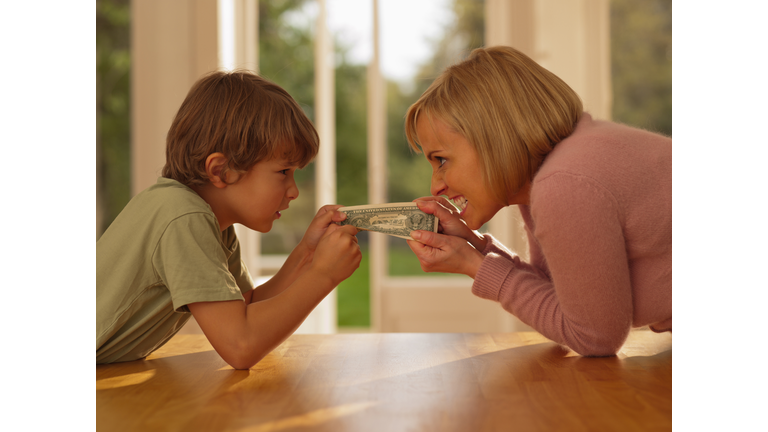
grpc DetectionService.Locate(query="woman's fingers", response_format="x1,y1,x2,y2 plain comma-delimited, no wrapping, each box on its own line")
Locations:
414,200,476,241
409,229,484,278
415,199,457,220
414,196,456,212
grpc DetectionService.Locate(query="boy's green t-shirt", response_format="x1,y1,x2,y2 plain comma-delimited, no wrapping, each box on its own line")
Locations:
96,177,254,364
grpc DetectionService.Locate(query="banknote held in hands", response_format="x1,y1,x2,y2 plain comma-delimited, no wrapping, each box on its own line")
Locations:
337,203,439,240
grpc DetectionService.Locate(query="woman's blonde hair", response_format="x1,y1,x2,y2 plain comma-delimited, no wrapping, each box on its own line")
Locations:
404,46,582,203
163,70,319,187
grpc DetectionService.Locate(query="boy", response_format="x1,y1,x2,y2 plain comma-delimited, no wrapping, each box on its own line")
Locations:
97,70,361,369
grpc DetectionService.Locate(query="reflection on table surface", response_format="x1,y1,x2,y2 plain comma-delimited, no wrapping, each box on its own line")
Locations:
97,330,672,431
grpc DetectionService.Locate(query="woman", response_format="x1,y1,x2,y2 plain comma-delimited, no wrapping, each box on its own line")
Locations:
405,46,671,356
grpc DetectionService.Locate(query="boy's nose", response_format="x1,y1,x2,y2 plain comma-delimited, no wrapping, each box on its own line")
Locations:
287,181,299,200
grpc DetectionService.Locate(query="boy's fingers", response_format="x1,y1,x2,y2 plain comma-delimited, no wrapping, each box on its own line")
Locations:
331,210,348,222
313,206,344,228
337,225,359,236
322,223,358,238
320,204,344,212
317,204,344,216
323,223,341,236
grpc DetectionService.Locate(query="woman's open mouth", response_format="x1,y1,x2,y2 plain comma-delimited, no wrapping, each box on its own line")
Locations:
451,196,468,213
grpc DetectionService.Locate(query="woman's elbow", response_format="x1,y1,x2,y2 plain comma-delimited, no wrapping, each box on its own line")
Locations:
569,327,629,357
576,343,621,357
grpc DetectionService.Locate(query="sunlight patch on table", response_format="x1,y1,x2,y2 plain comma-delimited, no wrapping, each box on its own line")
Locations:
237,401,378,432
96,369,156,390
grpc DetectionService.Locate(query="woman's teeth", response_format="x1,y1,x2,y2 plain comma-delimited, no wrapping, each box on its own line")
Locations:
452,197,468,211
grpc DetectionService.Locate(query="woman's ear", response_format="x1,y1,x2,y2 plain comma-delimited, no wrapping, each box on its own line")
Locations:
204,152,230,189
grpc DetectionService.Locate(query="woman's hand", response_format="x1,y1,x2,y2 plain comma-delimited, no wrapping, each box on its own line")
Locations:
407,230,485,278
413,197,488,251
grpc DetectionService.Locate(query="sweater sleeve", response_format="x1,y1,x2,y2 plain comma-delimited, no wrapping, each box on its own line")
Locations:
472,172,633,356
480,233,516,260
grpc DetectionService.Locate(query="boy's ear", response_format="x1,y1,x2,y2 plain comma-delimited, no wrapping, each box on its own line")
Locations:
204,152,230,189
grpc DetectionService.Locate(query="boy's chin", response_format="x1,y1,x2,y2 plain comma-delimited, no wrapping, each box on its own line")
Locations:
240,221,272,233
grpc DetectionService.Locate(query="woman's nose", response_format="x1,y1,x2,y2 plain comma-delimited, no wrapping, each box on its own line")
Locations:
430,172,446,197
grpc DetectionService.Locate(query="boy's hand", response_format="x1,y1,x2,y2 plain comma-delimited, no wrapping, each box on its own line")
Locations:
310,224,361,286
299,204,347,253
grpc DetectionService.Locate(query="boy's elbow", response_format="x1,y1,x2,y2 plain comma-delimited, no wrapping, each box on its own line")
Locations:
227,356,260,370
221,340,268,370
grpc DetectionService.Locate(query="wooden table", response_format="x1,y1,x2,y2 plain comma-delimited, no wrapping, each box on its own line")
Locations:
96,331,671,431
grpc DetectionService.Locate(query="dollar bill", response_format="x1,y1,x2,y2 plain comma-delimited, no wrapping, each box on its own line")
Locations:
337,203,439,240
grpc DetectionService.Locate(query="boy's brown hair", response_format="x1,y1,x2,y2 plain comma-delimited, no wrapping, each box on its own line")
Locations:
405,46,582,203
162,70,319,186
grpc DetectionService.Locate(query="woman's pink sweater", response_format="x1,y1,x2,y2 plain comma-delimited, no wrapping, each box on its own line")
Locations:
472,113,672,356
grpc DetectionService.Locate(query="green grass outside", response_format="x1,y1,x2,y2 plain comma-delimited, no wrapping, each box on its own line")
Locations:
336,246,371,327
336,244,454,328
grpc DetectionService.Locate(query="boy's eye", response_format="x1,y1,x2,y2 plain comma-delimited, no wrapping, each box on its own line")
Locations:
279,169,289,175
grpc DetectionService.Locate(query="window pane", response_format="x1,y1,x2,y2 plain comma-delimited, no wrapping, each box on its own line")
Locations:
258,1,318,258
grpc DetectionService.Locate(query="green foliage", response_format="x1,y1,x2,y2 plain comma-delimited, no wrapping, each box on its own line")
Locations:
413,0,485,97
611,0,672,135
388,0,486,204
257,0,371,253
258,0,317,113
385,80,434,202
335,61,369,207
96,0,131,239
389,239,450,276
256,0,318,254
337,244,370,327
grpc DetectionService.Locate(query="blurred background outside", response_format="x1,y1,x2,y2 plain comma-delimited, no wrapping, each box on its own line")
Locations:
96,0,671,331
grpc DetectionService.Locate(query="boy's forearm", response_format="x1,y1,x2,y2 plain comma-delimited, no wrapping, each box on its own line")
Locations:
248,242,314,303
240,269,336,366
199,223,360,369
193,267,337,370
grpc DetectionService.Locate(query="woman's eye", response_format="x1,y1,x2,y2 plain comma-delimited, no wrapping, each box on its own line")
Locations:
437,157,447,166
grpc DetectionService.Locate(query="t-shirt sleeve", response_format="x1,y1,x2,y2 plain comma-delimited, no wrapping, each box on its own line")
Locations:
152,213,247,312
220,226,255,295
